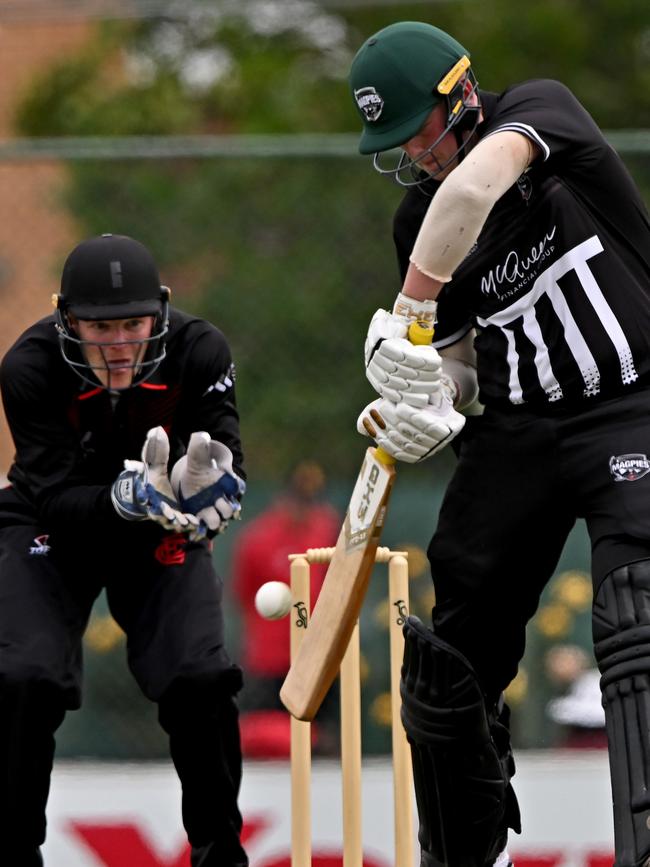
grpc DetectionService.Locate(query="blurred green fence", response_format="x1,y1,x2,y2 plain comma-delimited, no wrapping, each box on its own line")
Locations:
0,134,647,757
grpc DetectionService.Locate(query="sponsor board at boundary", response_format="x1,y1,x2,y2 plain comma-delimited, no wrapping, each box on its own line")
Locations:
43,752,613,866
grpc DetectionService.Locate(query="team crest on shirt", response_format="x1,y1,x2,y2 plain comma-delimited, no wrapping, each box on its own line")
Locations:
609,453,650,482
29,534,51,555
354,86,384,122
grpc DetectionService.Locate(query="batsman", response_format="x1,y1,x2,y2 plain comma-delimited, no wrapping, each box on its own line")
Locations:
351,21,650,867
0,234,248,866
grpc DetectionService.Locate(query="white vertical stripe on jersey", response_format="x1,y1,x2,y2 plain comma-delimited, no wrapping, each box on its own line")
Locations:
520,307,563,401
503,329,524,404
571,255,639,387
537,280,600,397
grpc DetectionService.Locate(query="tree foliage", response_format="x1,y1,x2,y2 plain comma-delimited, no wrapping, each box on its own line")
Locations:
13,0,650,480
18,0,650,137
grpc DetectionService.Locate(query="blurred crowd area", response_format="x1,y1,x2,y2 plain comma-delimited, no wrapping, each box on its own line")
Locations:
0,0,648,758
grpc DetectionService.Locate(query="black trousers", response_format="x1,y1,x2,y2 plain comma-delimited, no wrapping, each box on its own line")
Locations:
0,512,247,866
428,388,650,702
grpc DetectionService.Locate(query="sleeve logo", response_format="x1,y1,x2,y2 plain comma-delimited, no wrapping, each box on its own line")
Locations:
202,363,236,397
29,534,51,555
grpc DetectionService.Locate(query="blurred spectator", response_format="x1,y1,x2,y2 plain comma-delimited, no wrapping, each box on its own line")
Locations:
232,461,340,757
545,644,607,749
545,643,590,685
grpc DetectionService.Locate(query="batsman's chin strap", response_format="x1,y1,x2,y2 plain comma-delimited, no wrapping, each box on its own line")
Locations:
439,55,481,150
409,59,482,196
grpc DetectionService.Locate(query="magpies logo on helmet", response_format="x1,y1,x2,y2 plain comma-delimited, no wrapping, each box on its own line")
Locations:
354,86,384,122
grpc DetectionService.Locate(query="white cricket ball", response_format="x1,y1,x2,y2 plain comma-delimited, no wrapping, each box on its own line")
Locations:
254,581,292,620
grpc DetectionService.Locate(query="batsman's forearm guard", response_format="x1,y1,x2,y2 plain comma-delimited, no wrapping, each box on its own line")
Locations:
400,616,520,867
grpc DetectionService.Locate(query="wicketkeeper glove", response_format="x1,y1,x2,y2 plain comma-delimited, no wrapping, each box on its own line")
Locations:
357,378,466,463
171,432,246,535
365,293,442,408
111,426,204,538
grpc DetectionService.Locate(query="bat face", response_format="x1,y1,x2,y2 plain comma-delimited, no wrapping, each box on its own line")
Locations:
280,447,396,721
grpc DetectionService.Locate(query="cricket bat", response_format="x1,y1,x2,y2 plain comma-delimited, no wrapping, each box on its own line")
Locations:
280,320,433,721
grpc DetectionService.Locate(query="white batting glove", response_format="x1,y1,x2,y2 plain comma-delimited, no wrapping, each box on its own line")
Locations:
171,432,246,536
111,426,204,536
364,294,442,408
356,380,466,463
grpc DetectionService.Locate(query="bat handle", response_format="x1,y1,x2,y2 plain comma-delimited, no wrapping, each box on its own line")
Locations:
407,319,434,345
375,446,396,466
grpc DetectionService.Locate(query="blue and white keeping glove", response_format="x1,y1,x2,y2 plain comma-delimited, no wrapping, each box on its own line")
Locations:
171,432,246,535
111,426,204,537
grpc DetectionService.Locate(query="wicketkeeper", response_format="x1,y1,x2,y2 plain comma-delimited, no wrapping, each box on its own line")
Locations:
352,21,650,867
0,234,248,866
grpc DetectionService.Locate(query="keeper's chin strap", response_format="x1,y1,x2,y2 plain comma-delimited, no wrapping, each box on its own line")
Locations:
54,300,170,392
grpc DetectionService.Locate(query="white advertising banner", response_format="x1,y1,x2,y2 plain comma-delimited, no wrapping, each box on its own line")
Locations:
42,751,613,866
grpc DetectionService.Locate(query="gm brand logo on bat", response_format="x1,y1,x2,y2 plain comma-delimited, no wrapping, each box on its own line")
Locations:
346,456,389,551
358,465,380,521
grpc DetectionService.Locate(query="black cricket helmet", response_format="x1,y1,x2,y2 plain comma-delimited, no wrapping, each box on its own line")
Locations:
349,22,481,188
53,233,170,390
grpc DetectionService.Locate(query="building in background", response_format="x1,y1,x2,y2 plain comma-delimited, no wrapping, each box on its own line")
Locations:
0,14,92,473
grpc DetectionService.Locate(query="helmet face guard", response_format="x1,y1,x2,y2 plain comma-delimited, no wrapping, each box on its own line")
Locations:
53,234,171,391
372,64,481,189
54,294,170,392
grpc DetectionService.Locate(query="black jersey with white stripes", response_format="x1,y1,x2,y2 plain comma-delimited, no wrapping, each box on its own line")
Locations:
393,79,650,409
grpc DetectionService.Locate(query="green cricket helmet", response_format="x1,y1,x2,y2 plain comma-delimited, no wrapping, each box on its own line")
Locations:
349,22,480,187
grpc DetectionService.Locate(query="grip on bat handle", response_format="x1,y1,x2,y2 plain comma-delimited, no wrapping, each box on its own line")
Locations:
375,446,396,466
407,320,435,345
